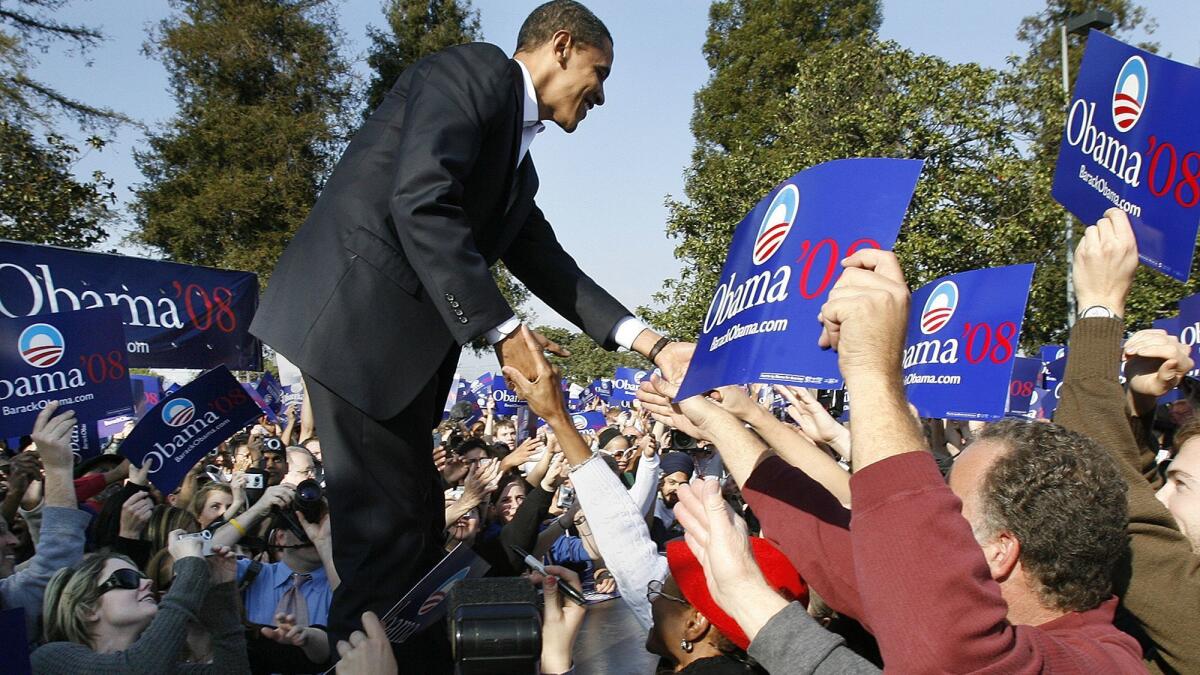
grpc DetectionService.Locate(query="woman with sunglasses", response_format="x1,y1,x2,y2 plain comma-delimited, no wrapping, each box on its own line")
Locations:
32,529,249,674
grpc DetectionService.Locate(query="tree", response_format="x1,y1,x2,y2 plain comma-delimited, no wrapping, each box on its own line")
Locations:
132,0,352,279
536,325,650,386
362,0,480,118
646,0,881,338
0,122,114,247
0,1,121,247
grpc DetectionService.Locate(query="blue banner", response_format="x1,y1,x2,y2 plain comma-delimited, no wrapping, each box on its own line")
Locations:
1006,356,1042,418
120,366,261,493
131,374,163,418
469,372,493,400
1040,344,1066,365
589,379,612,402
489,375,524,416
677,158,923,399
1052,31,1200,281
611,367,650,405
0,241,261,369
0,307,134,438
903,265,1035,420
241,383,277,424
70,422,104,464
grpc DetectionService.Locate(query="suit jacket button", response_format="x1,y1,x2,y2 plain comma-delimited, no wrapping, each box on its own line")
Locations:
453,309,464,316
458,317,469,324
446,294,455,301
450,301,461,308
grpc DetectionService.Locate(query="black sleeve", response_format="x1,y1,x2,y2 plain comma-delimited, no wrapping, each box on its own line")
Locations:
389,49,514,344
502,202,632,350
245,626,331,674
114,536,153,570
494,486,554,575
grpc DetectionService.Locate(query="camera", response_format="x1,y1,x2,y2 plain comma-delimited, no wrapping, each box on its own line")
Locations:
244,473,265,489
262,437,282,452
294,478,326,524
669,428,699,452
180,530,215,556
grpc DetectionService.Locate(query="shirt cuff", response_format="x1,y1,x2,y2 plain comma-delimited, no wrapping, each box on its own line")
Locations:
611,316,647,351
485,316,521,345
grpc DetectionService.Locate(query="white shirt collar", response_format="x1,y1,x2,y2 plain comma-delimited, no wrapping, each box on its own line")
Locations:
514,59,542,128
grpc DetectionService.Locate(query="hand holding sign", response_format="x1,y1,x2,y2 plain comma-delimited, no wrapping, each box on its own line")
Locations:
1124,329,1193,398
1074,208,1138,317
30,402,75,473
818,249,911,381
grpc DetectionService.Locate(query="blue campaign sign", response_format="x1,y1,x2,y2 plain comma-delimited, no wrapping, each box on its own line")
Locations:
611,367,650,405
1006,357,1042,418
131,374,163,418
120,366,261,493
0,307,134,438
381,542,489,644
0,241,261,369
70,422,104,463
255,373,283,415
1051,31,1200,281
903,265,1035,420
677,158,923,399
241,383,277,424
1040,380,1064,419
469,372,493,400
1040,344,1066,365
589,379,612,402
489,375,525,416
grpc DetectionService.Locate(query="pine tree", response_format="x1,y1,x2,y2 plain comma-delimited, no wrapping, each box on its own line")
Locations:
132,0,352,278
0,0,120,247
363,0,480,118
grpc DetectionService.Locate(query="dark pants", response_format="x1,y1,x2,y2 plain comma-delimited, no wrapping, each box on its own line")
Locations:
303,347,458,672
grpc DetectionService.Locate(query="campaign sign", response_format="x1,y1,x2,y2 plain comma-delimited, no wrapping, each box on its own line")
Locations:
0,241,261,369
1040,344,1066,365
677,158,923,399
256,373,283,415
97,414,135,438
120,366,260,493
611,367,650,405
1005,357,1042,418
0,307,134,438
131,374,163,418
469,372,493,400
381,542,490,644
903,265,1035,420
1051,31,1200,281
0,607,30,675
241,383,277,424
490,376,524,416
589,379,612,402
70,422,104,463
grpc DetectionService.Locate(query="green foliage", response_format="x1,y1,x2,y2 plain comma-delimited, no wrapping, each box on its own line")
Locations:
537,325,650,386
363,0,480,118
0,121,115,247
649,0,1179,351
132,0,353,278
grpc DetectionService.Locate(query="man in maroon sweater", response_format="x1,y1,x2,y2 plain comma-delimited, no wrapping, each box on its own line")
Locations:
640,249,1144,672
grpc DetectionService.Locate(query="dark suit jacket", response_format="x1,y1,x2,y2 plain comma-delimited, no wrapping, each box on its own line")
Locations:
250,43,630,420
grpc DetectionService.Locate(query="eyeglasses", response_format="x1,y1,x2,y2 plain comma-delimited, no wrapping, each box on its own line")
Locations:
97,568,149,596
646,579,687,606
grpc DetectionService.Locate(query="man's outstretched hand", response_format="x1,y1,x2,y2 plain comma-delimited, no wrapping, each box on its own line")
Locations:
496,324,569,383
501,326,568,423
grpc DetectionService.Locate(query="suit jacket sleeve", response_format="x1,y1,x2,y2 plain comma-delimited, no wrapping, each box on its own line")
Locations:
502,201,632,350
389,51,515,345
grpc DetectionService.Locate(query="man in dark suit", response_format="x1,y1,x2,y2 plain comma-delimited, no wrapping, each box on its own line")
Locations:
250,1,692,666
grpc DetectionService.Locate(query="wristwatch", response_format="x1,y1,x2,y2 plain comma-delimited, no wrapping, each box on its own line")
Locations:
1077,305,1120,320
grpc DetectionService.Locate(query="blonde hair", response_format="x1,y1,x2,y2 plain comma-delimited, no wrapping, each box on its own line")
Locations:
43,553,136,647
188,482,232,521
146,505,200,554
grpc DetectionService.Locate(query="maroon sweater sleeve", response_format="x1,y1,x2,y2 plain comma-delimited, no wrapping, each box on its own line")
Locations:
849,451,1145,673
73,473,107,502
741,455,867,624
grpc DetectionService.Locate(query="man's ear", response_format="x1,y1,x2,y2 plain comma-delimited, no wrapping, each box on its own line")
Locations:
551,29,573,66
981,529,1021,582
683,608,710,643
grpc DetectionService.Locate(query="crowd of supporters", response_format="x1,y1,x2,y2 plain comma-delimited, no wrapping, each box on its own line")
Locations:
2,208,1199,672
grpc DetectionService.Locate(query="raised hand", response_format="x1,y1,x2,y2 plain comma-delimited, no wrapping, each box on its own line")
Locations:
207,544,239,584
497,324,570,383
1074,207,1138,319
1124,329,1194,398
538,565,587,674
654,341,696,385
30,402,75,471
817,249,910,381
119,491,154,539
501,437,544,473
335,611,397,675
635,375,712,444
166,528,203,560
501,326,568,423
775,385,851,460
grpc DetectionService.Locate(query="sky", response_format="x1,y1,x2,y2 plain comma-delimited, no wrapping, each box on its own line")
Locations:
30,0,1200,380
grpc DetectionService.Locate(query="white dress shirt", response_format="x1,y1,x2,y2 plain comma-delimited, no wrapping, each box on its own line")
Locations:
484,59,647,350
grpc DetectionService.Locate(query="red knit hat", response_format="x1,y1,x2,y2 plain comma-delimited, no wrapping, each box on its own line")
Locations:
665,537,807,650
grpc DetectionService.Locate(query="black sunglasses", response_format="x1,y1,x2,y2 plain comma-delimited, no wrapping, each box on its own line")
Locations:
98,568,149,596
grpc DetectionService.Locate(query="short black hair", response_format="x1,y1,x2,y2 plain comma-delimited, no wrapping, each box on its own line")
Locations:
516,0,611,53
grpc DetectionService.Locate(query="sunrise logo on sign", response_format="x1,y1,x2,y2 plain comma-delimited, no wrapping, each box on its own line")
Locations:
161,398,197,428
920,281,959,335
1112,55,1148,132
752,184,800,265
18,323,65,368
